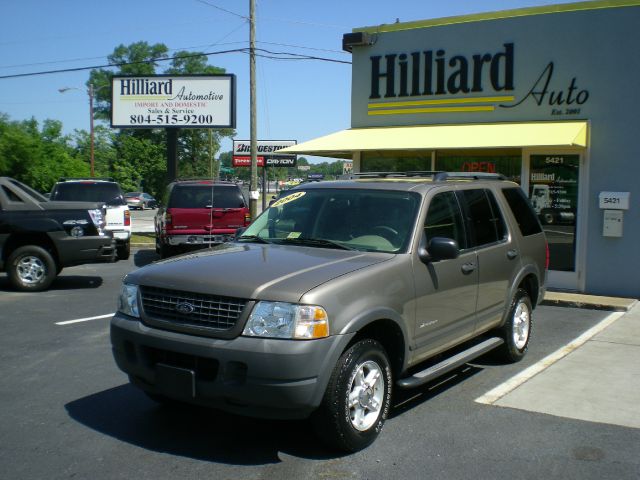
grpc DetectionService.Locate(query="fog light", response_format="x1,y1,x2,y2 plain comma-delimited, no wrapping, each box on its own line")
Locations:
70,226,84,237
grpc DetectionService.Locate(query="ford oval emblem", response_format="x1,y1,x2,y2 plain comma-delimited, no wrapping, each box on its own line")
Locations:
175,302,195,314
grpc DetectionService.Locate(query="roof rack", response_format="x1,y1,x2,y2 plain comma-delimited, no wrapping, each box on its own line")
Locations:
339,171,506,181
433,172,506,181
341,171,446,179
58,177,115,182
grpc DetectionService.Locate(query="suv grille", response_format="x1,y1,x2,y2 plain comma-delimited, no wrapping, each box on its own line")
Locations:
140,286,247,331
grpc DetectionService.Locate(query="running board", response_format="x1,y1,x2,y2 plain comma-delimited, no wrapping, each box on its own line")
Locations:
396,337,504,389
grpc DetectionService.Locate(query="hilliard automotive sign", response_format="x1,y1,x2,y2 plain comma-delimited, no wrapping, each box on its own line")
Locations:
366,43,590,118
111,75,235,128
232,140,297,167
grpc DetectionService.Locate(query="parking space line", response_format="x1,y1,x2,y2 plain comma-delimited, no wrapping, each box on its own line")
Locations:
56,313,114,326
475,311,624,405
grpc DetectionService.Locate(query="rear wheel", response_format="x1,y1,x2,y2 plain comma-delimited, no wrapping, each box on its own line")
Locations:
311,339,392,452
7,245,57,292
495,288,533,363
117,240,131,260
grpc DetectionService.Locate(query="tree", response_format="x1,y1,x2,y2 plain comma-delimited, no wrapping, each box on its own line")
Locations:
0,115,87,192
88,44,235,191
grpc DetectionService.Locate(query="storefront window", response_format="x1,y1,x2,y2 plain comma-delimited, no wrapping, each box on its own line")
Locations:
435,150,522,182
529,154,580,272
361,151,431,172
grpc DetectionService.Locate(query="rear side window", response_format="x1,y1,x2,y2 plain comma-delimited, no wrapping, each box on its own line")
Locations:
459,189,507,247
51,182,125,205
425,191,467,249
502,187,543,236
169,185,246,209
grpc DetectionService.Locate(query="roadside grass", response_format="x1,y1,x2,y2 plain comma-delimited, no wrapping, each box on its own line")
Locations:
131,232,155,244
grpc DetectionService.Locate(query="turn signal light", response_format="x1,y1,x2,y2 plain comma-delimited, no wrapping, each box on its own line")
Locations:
124,210,131,226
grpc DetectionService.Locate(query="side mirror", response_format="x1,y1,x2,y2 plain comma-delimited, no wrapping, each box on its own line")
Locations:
418,235,460,264
235,227,246,239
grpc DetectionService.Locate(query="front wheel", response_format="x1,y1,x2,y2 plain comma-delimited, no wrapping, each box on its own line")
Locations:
496,288,533,363
7,245,58,292
312,339,392,452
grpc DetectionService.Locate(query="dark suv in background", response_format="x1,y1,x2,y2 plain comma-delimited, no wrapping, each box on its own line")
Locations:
154,179,250,258
113,172,547,452
49,178,132,260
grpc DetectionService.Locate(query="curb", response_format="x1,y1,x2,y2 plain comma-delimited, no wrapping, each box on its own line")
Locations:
542,291,638,312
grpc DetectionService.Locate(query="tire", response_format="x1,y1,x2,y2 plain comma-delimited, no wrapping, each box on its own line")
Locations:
117,240,131,260
495,288,533,363
156,238,173,259
7,245,58,292
311,339,392,452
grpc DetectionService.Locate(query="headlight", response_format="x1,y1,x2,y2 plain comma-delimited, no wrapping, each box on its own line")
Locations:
117,283,140,318
243,301,329,339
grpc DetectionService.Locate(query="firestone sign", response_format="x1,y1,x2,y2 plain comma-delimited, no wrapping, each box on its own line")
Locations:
111,75,235,128
232,140,297,167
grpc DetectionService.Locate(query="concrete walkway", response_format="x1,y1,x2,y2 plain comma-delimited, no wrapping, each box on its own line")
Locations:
478,294,640,430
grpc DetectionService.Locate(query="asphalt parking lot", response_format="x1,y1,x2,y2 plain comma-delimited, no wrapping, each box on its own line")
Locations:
1,249,639,480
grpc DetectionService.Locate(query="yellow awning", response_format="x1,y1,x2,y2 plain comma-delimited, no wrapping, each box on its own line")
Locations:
277,121,588,158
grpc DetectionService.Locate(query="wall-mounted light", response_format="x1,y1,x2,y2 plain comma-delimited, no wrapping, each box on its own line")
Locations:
342,32,373,53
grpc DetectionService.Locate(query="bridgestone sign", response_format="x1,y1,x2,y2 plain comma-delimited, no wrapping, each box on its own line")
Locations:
232,140,297,167
111,75,236,128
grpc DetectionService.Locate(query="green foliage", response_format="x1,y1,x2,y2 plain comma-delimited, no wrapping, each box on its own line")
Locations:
0,115,88,192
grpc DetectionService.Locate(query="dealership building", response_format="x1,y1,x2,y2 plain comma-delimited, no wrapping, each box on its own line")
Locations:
282,0,640,298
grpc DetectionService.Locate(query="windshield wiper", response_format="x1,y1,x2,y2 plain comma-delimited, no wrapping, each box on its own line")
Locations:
236,235,272,244
280,237,355,250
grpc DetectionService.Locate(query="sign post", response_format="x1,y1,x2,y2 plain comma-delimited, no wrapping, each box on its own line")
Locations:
233,140,297,210
111,75,236,183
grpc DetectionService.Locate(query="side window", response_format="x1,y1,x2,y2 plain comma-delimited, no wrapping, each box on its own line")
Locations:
486,190,507,240
425,191,466,249
502,187,543,236
2,186,24,203
460,189,505,247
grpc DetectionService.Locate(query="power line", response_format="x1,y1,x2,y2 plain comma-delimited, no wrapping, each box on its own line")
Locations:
0,47,350,80
195,0,247,19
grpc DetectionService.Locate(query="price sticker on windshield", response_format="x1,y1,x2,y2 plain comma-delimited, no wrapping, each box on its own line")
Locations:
271,191,306,208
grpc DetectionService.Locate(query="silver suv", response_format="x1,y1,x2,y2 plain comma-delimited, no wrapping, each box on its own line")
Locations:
111,172,547,451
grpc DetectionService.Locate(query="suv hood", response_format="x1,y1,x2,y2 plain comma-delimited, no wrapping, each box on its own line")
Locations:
127,243,393,302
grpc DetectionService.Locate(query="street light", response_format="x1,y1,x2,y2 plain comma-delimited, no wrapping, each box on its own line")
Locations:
59,83,106,177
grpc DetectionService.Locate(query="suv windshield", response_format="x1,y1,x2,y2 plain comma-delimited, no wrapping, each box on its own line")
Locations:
51,182,125,205
169,185,246,209
240,188,420,253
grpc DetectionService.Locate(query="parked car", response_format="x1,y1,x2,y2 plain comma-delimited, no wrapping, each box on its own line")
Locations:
112,172,547,452
49,178,132,260
125,192,157,210
0,177,115,291
154,179,251,258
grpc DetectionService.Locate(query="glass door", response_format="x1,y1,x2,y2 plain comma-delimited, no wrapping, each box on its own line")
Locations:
527,153,582,290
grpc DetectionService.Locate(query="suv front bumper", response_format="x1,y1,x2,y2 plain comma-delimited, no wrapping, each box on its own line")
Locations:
166,233,235,246
110,313,353,419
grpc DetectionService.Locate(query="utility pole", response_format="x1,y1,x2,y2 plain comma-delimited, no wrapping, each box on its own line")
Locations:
88,84,95,177
249,0,258,219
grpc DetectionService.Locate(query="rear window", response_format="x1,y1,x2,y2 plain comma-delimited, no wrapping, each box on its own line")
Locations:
169,185,246,209
502,187,543,236
51,182,125,205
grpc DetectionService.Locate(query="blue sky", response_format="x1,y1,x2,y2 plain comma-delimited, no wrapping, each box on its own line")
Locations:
1,0,572,160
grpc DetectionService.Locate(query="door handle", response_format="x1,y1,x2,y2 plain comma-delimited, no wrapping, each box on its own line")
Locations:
461,262,476,274
507,249,519,260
